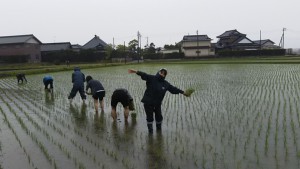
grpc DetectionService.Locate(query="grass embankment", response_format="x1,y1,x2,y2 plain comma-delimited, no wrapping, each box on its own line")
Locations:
0,62,126,78
1,55,300,78
145,55,300,64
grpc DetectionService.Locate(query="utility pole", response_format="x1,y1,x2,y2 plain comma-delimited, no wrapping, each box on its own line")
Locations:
259,30,262,50
146,37,149,47
137,31,141,63
113,37,115,49
283,28,286,48
196,30,199,57
279,28,286,48
124,41,126,64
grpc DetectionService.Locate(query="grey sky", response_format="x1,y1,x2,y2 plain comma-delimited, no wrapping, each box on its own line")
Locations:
1,0,299,48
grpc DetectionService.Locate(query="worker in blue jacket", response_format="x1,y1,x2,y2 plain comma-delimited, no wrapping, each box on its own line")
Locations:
43,75,54,90
128,68,187,133
68,67,86,102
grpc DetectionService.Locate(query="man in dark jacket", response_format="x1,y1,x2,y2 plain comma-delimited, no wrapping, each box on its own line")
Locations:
111,88,135,121
16,73,27,83
68,67,86,101
85,75,105,112
128,68,187,133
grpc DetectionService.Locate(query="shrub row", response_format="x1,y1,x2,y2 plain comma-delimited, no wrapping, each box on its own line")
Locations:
217,49,286,57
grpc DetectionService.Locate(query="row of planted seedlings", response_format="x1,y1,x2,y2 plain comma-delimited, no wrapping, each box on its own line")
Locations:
0,77,135,169
1,68,168,169
41,69,147,169
158,64,300,169
2,64,300,169
222,65,300,169
224,65,300,168
85,68,168,168
0,89,52,169
0,100,35,169
0,80,79,169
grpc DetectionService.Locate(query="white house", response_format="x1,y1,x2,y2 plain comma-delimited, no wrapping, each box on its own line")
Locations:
181,35,214,57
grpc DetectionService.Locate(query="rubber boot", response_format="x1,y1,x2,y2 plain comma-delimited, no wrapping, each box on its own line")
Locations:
156,123,161,131
147,124,153,134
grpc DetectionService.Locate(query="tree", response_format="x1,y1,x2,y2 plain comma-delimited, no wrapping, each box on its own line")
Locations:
128,39,139,59
144,42,156,54
104,44,114,61
164,43,181,50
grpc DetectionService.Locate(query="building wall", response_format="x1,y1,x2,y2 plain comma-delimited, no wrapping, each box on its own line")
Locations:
182,41,211,47
184,49,213,57
182,41,214,57
0,43,41,62
160,49,179,54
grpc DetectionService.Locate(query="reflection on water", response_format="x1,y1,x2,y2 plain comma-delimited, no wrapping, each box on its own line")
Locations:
147,133,167,169
94,110,106,133
111,119,137,149
69,103,87,128
45,90,54,105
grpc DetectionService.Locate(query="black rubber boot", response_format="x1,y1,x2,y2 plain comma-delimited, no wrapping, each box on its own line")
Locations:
147,124,153,134
156,124,161,131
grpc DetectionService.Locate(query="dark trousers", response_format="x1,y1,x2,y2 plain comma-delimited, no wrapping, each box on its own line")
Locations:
17,77,27,83
69,84,86,99
143,104,163,124
44,80,53,89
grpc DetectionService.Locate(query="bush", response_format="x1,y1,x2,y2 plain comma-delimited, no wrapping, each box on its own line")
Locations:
217,49,286,57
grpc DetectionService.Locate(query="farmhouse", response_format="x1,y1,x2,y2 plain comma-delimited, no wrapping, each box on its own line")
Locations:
216,29,259,51
181,35,214,57
71,44,82,52
40,42,72,62
252,39,280,49
0,34,42,63
82,35,107,50
41,42,72,52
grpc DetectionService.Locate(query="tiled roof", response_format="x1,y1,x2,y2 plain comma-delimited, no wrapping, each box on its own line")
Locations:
217,29,246,38
71,44,82,49
253,39,274,45
182,35,212,41
41,42,71,52
82,35,107,49
0,34,42,45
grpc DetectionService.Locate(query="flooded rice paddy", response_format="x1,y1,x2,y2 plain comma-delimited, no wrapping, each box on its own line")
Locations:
0,64,300,169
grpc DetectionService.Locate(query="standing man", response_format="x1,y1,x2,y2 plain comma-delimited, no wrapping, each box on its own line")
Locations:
128,68,187,133
111,88,135,121
16,73,27,83
43,75,54,91
68,67,86,102
85,75,105,112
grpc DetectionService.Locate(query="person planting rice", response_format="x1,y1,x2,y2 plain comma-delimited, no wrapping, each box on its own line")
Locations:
43,75,54,91
111,88,135,121
68,67,86,102
16,73,27,83
128,68,188,133
85,75,105,113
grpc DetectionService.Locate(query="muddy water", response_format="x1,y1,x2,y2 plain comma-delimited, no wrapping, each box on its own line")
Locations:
0,64,300,169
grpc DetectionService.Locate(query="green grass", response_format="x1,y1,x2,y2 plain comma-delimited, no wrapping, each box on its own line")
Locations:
1,55,300,78
0,62,126,78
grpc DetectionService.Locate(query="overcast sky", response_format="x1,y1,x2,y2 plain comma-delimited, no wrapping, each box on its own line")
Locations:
1,0,299,48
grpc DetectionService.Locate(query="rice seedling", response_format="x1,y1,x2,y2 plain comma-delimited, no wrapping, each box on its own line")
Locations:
1,63,300,169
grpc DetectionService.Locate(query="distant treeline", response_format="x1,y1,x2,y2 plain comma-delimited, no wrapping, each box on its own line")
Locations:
217,49,286,57
0,49,287,64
